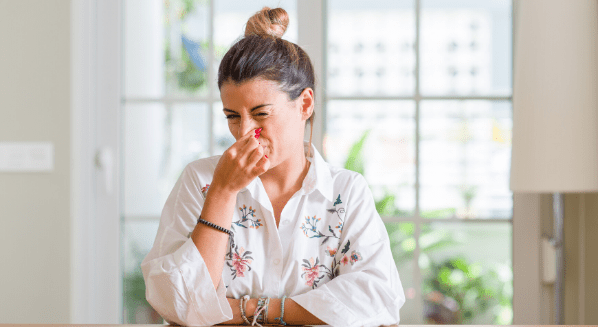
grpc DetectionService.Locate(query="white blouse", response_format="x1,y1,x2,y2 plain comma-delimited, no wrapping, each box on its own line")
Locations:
141,141,405,327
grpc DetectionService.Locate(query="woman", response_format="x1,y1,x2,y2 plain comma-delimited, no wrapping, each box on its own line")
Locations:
141,7,405,326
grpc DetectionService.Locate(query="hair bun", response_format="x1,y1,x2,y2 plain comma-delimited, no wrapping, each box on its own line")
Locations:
245,7,289,39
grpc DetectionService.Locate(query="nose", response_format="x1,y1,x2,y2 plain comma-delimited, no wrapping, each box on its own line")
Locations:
238,117,259,139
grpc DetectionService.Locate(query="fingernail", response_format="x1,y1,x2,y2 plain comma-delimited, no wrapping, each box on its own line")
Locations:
256,127,263,133
265,155,268,158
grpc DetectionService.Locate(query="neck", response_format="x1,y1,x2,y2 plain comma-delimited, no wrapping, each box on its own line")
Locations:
260,142,311,194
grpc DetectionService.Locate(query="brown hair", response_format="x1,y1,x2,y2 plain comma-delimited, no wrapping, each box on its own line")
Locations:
217,6,316,157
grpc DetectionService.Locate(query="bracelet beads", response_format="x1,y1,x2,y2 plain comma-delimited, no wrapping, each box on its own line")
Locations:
274,295,288,326
240,295,251,325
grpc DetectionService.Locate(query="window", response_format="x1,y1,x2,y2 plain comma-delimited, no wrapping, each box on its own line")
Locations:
121,0,512,324
122,0,297,323
324,0,513,324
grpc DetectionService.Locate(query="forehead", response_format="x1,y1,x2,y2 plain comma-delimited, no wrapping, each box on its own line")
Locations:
220,78,288,103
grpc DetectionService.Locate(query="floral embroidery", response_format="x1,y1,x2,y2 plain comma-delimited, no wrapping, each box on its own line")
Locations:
350,250,363,265
301,257,326,289
325,246,337,257
300,194,346,245
225,243,253,279
300,215,322,236
299,238,364,289
233,204,263,229
201,184,210,198
340,255,350,266
326,194,346,232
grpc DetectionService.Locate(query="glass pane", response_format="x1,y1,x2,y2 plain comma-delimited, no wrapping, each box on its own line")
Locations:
419,222,512,324
420,0,512,96
325,100,415,217
164,0,211,97
123,219,162,324
214,0,298,92
386,222,419,324
327,0,415,96
124,102,210,217
213,101,236,155
420,101,512,219
124,0,166,98
124,0,211,97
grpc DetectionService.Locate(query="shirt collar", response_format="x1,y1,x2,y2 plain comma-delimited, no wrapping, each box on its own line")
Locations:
241,141,333,202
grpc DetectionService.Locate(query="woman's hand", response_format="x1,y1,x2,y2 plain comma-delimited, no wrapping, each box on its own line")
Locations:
211,128,270,195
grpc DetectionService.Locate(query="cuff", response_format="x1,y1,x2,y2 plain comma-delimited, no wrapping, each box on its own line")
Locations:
290,284,358,327
173,237,233,325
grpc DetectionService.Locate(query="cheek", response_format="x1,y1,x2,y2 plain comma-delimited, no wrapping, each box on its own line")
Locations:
228,123,241,140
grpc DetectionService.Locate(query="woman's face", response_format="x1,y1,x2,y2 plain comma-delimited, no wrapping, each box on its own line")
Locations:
220,78,313,167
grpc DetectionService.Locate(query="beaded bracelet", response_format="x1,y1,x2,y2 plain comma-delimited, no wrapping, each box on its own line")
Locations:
197,215,233,237
263,297,270,325
240,295,251,325
252,297,267,327
274,295,288,326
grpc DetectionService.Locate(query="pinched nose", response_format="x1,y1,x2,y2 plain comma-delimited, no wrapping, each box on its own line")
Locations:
238,119,260,139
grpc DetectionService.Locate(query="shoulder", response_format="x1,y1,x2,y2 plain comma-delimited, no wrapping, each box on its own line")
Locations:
180,155,222,196
186,154,221,176
328,164,369,193
321,162,372,206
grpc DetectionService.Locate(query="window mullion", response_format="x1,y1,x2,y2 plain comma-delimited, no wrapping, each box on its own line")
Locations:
208,0,215,156
413,0,423,323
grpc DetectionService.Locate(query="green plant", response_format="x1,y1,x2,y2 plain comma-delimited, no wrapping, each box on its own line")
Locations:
423,257,512,324
176,41,207,91
343,129,409,217
124,242,162,324
343,129,512,324
164,0,209,93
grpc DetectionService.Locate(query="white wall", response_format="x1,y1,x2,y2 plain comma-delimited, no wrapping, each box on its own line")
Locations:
0,0,71,323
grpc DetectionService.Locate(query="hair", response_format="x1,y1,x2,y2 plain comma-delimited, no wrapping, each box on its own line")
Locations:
217,6,316,158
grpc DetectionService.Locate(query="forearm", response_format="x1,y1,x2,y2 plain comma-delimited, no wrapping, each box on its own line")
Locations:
219,297,326,325
269,298,326,325
190,184,237,290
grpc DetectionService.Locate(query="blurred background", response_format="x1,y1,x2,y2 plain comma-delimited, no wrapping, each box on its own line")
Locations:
0,0,596,325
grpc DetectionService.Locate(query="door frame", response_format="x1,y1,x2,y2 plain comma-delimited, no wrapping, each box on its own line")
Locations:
70,0,122,323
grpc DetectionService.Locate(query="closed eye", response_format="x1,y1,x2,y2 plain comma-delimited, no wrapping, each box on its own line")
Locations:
225,113,268,119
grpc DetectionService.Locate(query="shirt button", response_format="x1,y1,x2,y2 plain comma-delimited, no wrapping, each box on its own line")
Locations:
282,220,289,225
273,259,280,265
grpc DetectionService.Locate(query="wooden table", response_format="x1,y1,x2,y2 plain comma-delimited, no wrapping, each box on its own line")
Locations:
1,325,582,327
0,325,401,327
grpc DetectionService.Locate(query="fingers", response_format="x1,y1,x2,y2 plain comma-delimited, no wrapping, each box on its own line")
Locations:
240,127,262,146
246,142,264,167
253,153,270,174
227,128,261,157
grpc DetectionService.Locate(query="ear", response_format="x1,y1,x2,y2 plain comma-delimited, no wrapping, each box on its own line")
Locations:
297,87,314,121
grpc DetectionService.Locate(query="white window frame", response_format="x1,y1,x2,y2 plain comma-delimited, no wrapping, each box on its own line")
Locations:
305,0,539,324
70,0,541,324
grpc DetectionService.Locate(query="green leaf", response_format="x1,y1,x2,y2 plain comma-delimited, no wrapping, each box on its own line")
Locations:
343,129,371,174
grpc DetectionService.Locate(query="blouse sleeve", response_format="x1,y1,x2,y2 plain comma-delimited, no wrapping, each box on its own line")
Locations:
140,163,233,326
290,173,406,327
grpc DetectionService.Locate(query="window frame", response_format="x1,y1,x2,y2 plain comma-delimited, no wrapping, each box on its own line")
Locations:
316,0,516,324
68,0,541,324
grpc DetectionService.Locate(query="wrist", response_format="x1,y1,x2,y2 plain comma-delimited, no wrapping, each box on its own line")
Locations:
207,181,238,198
246,298,258,318
267,298,282,324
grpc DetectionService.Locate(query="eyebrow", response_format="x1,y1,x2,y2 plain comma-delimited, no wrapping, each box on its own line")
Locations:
222,104,272,114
